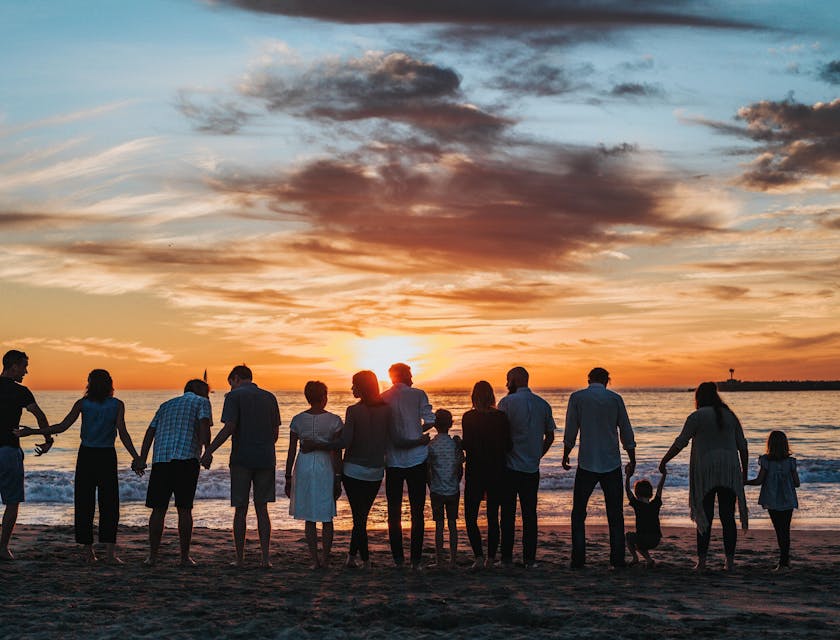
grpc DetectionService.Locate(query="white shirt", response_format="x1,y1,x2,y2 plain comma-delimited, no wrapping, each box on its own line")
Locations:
382,383,434,468
564,383,635,473
498,387,555,474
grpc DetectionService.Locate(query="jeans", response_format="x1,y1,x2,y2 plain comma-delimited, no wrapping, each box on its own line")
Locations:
463,470,503,559
74,446,119,545
500,468,540,565
570,466,625,567
768,508,792,566
385,462,427,565
697,487,737,557
342,474,382,562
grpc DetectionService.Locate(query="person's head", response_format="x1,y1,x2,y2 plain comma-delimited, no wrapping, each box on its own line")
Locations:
227,364,253,389
633,479,654,501
184,379,210,398
694,381,722,409
85,369,114,403
471,380,496,411
434,409,453,433
506,366,529,394
352,370,382,405
766,430,791,461
588,367,610,386
304,380,328,409
388,362,413,386
2,349,29,381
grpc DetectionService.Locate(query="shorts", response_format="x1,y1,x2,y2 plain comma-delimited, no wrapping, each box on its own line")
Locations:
430,491,459,523
230,465,276,507
626,530,661,551
0,447,25,505
146,459,200,509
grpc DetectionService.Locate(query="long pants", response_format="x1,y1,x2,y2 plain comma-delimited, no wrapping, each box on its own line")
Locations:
385,462,427,565
768,508,793,566
464,470,503,559
74,446,119,545
571,466,625,567
697,487,737,557
342,474,382,562
500,468,539,565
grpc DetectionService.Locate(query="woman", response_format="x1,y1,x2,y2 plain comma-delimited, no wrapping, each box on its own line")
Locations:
659,382,749,571
461,380,512,569
340,370,391,568
19,369,141,563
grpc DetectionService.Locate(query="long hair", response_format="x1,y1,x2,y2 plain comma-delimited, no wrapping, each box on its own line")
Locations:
766,430,791,461
85,369,114,403
695,381,739,431
471,380,496,411
353,370,383,406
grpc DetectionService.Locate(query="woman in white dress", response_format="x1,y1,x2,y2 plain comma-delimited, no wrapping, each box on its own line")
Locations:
284,381,343,569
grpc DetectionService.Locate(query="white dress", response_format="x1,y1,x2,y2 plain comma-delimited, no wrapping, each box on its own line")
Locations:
289,411,343,522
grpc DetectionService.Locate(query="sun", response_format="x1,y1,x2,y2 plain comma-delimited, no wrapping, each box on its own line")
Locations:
352,335,426,385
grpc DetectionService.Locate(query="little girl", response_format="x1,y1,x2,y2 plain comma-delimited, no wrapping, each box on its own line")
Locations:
746,430,800,571
19,369,141,562
284,381,343,569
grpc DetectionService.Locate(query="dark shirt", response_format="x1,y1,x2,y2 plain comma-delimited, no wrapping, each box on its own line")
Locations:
629,495,662,539
0,377,36,448
461,408,512,477
342,402,391,469
221,382,281,469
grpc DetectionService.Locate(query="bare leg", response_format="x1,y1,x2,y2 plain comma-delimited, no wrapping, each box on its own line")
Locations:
305,521,320,569
232,505,248,566
322,521,334,568
104,542,123,564
724,554,735,571
82,544,98,563
177,507,195,566
254,502,272,568
0,503,19,560
434,520,444,566
146,507,167,565
640,549,655,567
447,517,458,566
626,533,639,565
694,555,707,571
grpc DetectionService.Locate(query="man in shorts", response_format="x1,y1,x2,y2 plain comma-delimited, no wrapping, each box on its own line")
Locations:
1,350,52,561
202,365,281,568
135,378,213,566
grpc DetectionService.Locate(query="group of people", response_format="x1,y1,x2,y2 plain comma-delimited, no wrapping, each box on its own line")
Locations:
1,349,800,572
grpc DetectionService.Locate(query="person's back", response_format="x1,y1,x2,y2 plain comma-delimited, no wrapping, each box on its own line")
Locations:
428,432,461,497
461,408,510,477
498,387,554,474
79,397,120,448
678,406,744,455
224,381,281,469
382,382,432,468
343,401,390,470
564,382,634,473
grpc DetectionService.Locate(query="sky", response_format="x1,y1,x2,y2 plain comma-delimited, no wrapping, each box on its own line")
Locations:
2,0,839,391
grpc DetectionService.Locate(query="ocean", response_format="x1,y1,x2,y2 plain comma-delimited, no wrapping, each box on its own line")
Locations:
16,388,840,531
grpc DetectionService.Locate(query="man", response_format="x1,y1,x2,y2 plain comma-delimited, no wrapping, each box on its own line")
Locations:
0,350,52,560
201,365,280,568
563,367,636,569
498,366,555,568
135,378,213,566
382,362,435,569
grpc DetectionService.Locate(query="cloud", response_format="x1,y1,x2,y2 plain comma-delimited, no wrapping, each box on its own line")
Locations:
175,91,253,135
818,60,840,85
760,331,840,351
609,82,664,99
702,285,750,300
0,210,90,229
14,337,174,364
489,63,592,96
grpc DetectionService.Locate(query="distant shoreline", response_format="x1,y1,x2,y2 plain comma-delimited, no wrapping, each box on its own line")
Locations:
716,380,840,392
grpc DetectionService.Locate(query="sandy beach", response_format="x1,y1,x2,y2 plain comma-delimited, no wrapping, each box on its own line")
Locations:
3,523,838,639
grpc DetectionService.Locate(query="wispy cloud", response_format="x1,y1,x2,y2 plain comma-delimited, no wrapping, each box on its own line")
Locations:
14,337,174,363
0,101,136,138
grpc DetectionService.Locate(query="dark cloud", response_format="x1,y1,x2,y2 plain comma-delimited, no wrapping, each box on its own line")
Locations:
703,285,750,300
175,91,252,135
489,63,592,96
818,60,840,85
215,1,760,29
620,56,655,71
762,331,840,350
609,82,664,99
0,210,92,229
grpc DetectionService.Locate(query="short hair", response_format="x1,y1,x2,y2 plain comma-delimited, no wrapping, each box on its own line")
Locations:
471,380,496,411
184,379,209,397
85,369,114,403
2,350,28,369
389,362,412,383
634,480,653,499
227,365,253,382
507,366,529,386
434,409,453,429
588,367,610,385
304,380,328,406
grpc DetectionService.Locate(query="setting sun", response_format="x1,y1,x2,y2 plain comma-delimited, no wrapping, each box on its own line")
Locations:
351,335,425,384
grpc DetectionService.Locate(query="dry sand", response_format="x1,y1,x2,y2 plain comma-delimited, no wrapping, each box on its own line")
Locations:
3,524,838,639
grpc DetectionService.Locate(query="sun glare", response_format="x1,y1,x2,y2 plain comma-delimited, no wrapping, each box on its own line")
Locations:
353,335,425,385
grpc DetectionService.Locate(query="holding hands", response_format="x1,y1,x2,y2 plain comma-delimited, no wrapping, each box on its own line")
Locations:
200,450,213,469
131,457,147,477
14,425,54,456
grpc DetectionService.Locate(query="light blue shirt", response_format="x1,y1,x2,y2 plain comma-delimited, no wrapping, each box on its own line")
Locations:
498,388,555,474
564,383,635,473
382,383,434,468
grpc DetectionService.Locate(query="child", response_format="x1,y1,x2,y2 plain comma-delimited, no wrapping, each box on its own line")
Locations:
18,369,142,563
284,381,343,570
746,430,800,571
625,470,666,567
427,409,463,567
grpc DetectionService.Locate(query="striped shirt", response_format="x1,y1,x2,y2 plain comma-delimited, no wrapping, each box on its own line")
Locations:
149,392,212,463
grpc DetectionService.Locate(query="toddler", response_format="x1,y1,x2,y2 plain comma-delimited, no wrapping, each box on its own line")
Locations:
625,470,666,567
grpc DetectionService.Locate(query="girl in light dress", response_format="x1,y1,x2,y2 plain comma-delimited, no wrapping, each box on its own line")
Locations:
284,381,343,569
746,430,800,571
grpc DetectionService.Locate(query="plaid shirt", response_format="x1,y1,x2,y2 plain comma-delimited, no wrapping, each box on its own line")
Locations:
149,392,212,463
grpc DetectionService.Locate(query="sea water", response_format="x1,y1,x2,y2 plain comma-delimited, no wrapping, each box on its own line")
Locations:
16,389,840,530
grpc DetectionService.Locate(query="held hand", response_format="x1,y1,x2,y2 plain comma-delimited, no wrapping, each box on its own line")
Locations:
13,426,36,437
420,433,431,446
658,460,667,475
131,458,147,477
34,438,54,456
625,461,636,477
562,456,571,471
200,452,213,470
299,439,315,454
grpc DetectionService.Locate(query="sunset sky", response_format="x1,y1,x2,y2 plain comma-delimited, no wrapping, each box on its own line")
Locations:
2,1,839,391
